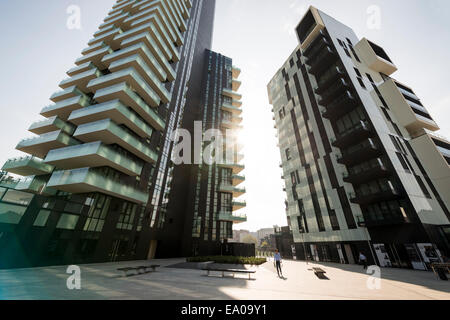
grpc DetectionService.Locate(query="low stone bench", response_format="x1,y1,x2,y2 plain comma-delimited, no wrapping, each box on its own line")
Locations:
202,268,256,280
117,265,160,277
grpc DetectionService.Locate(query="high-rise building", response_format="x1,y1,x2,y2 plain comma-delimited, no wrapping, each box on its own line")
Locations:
268,6,450,269
0,0,247,269
174,50,246,257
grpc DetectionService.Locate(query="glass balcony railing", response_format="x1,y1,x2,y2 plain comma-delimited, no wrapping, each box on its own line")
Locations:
232,200,247,211
29,116,75,135
109,54,171,102
47,167,148,204
68,99,153,138
87,67,161,108
67,61,96,77
15,175,56,196
223,88,242,101
232,174,245,186
120,31,176,78
218,211,247,223
2,156,54,177
219,183,246,197
41,95,91,120
88,27,123,47
16,130,80,159
103,42,169,82
93,82,165,131
114,21,179,62
74,119,158,164
44,141,143,177
50,85,85,103
59,68,103,91
75,46,113,70
221,103,242,115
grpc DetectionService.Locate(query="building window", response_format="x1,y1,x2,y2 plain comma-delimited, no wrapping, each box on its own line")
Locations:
290,170,300,185
33,209,51,227
56,214,79,230
415,175,431,199
285,148,292,161
347,38,361,62
279,107,286,119
396,152,410,172
354,67,366,89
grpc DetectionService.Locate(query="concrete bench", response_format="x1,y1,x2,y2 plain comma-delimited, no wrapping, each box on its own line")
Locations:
203,268,256,280
312,267,327,278
117,265,160,277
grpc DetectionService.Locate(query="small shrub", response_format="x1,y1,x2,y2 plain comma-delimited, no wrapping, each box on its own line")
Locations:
187,256,267,265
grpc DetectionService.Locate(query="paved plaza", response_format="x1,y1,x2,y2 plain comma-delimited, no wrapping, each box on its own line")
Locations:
0,259,449,300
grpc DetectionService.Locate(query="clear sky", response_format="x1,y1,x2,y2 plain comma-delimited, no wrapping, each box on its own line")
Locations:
0,0,449,232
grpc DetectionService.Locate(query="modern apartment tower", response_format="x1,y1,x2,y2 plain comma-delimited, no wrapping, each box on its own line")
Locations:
268,6,450,269
176,50,246,256
0,0,227,269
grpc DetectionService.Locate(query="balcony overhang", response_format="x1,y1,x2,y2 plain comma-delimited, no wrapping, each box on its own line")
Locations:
44,141,143,177
218,211,247,224
354,38,397,76
2,156,54,177
47,168,148,204
68,99,153,138
29,116,75,135
73,119,158,163
296,6,325,51
40,95,91,120
378,79,439,137
93,82,165,131
232,201,246,211
16,130,80,159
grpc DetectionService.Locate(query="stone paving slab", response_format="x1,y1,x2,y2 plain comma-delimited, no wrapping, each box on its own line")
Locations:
0,258,449,300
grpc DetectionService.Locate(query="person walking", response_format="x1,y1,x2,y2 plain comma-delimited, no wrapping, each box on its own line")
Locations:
274,249,283,278
359,252,368,270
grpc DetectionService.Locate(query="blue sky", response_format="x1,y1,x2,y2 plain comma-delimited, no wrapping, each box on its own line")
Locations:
0,0,449,232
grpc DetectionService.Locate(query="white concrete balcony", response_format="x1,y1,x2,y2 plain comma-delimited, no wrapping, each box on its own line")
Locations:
44,141,143,177
99,12,130,30
88,27,123,50
102,42,172,82
49,86,84,103
47,167,148,204
223,88,242,101
41,95,91,120
75,46,113,70
67,62,96,77
109,55,171,103
87,67,161,108
232,174,245,186
16,130,80,159
93,82,165,131
355,38,397,76
125,6,183,47
59,68,102,92
232,66,241,79
232,200,246,212
73,119,158,163
2,156,54,177
114,21,179,62
232,79,242,92
29,116,75,135
68,99,153,138
378,79,439,137
218,211,247,224
221,103,242,115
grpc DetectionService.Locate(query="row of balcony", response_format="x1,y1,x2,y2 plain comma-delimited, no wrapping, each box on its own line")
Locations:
349,186,401,206
47,167,148,204
218,183,246,198
44,141,144,177
337,138,382,167
331,120,373,149
218,211,247,224
2,156,54,177
321,91,358,120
